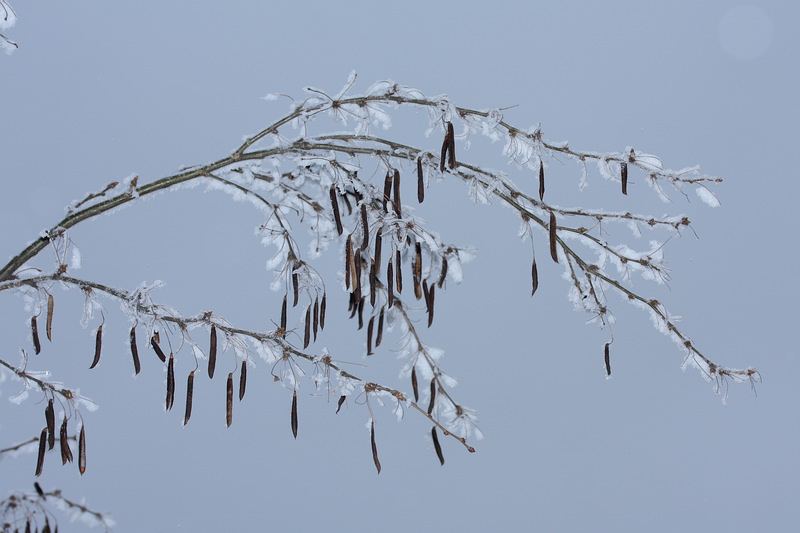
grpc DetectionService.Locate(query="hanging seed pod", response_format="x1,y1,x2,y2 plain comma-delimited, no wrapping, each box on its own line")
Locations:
35,427,47,477
437,256,448,289
239,360,247,401
531,258,539,296
78,424,86,475
427,379,436,414
604,342,612,376
208,325,217,379
440,124,450,172
226,372,233,427
303,305,311,349
46,293,54,342
374,227,383,274
371,420,382,474
89,325,103,369
357,297,365,330
621,161,628,195
395,249,403,294
345,234,353,291
130,325,141,375
280,295,287,334
367,316,374,356
411,367,419,402
150,335,167,363
387,259,395,308
292,270,299,308
184,371,195,425
383,170,393,212
413,242,423,300
369,260,377,307
427,283,436,327
348,292,358,318
31,316,41,355
549,211,559,263
343,191,354,215
376,307,385,347
361,203,369,250
432,426,445,465
539,159,545,201
336,395,346,414
320,293,327,330
313,296,319,341
447,121,456,169
45,399,55,450
392,169,402,218
153,330,160,344
422,279,430,309
60,416,72,464
166,353,175,411
291,390,299,439
330,184,343,235
35,481,44,497
417,157,425,203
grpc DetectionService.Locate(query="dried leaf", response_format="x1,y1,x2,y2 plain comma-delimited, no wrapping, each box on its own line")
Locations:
130,325,141,375
367,316,374,356
432,426,445,465
46,293,54,342
392,169,402,218
150,335,166,363
239,360,247,401
330,184,343,235
320,293,327,330
395,249,403,294
60,416,72,464
78,424,86,475
166,353,175,411
604,342,612,376
427,378,436,414
538,159,545,201
303,305,311,349
361,203,369,250
417,157,425,203
549,211,559,263
437,256,448,289
336,395,346,414
531,258,539,296
89,325,102,369
383,170,393,212
387,259,394,308
45,399,55,450
31,316,41,355
35,427,47,477
226,372,233,427
371,420,382,474
209,325,217,379
376,307,384,348
447,121,456,169
411,367,419,402
291,390,298,439
184,371,195,426
621,161,628,196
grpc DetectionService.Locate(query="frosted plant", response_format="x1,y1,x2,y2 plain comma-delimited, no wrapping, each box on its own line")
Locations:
0,74,759,529
0,0,17,54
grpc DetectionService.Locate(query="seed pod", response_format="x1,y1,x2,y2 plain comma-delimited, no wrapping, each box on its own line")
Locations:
361,203,369,250
45,400,55,450
383,170,393,212
539,159,545,201
150,335,167,363
78,424,86,475
427,283,435,327
35,481,44,497
422,278,430,309
447,122,456,169
413,242,422,300
531,258,539,296
303,305,311,349
437,256,448,289
369,260,377,307
371,420,381,474
226,372,233,427
320,293,327,330
395,249,403,294
427,379,436,414
130,325,141,375
374,227,383,274
89,325,103,369
376,307,384,347
387,259,395,308
208,325,217,379
357,297,365,330
280,296,287,334
166,353,175,411
292,271,299,308
367,316,374,356
330,184,343,235
313,296,319,341
60,416,73,464
336,395,346,414
411,367,419,402
31,316,41,355
417,157,425,203
344,234,353,290
549,211,559,263
621,161,628,195
348,292,358,319
440,124,450,172
432,426,445,466
184,371,195,425
153,330,160,344
291,390,299,439
46,293,54,342
239,360,247,401
604,342,612,376
392,169,402,218
35,427,47,477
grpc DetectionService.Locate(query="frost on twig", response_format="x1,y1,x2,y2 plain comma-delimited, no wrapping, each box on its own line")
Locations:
0,0,18,54
1,484,114,532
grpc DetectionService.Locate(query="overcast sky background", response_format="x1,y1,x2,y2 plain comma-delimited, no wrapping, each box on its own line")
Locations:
1,2,798,532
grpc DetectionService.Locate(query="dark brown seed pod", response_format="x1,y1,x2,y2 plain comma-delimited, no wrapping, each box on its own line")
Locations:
539,159,545,201
166,353,175,411
427,378,436,414
60,416,72,464
361,203,369,250
184,371,195,426
432,426,445,466
621,161,628,195
226,372,233,427
395,249,403,294
531,258,539,296
291,390,299,439
35,427,47,477
150,335,167,363
46,293,54,342
371,420,381,474
422,279,430,309
387,259,395,308
411,367,419,402
447,121,456,169
31,316,41,355
280,296,287,334
427,283,435,327
292,270,299,308
239,360,247,401
345,234,353,291
348,292,358,319
549,211,559,263
417,157,425,203
45,399,55,450
35,481,44,497
78,424,86,475
313,296,319,341
374,227,383,274
357,296,365,330
320,293,327,330
376,307,384,347
392,169,402,218
343,191,354,215
330,184,343,235
336,395,346,414
383,170,393,212
366,316,374,356
604,342,612,376
353,248,362,295
439,127,449,172
437,256,448,289
208,325,217,379
369,260,376,307
413,242,422,300
130,325,141,375
89,325,103,369
303,305,311,349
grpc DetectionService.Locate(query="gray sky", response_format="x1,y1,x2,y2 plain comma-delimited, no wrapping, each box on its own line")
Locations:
1,1,798,531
